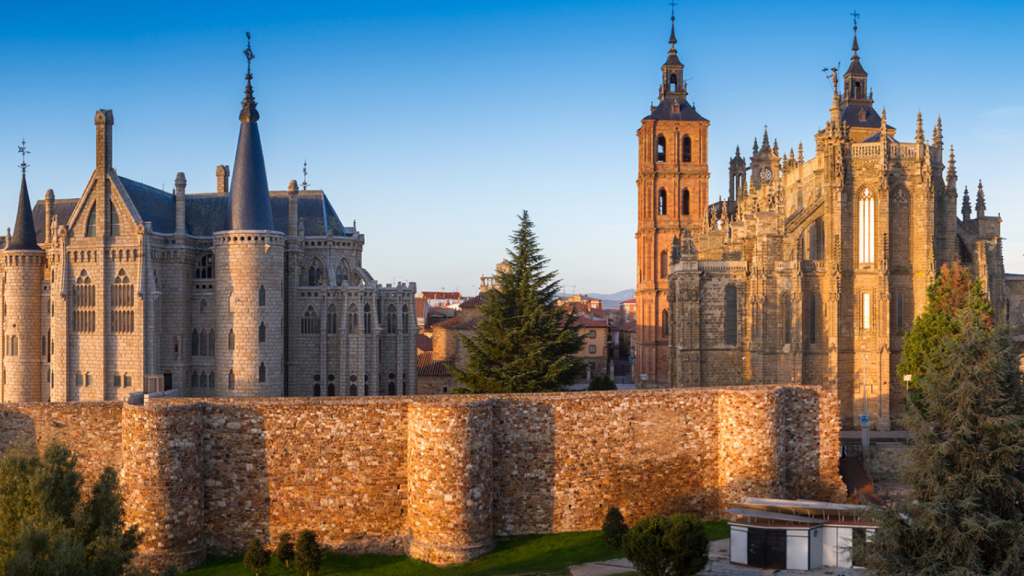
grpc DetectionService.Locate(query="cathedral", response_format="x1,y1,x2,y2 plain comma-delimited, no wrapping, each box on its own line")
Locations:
0,48,417,403
635,18,1015,430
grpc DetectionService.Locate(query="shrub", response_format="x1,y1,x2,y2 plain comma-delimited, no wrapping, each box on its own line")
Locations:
243,538,270,575
622,514,709,576
275,532,295,567
295,530,322,576
588,375,616,391
602,506,628,548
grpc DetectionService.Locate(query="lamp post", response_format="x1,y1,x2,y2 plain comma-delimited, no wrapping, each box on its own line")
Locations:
861,353,870,455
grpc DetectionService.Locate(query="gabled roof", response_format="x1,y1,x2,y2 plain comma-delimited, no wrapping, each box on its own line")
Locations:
433,316,479,331
417,352,453,376
645,96,708,122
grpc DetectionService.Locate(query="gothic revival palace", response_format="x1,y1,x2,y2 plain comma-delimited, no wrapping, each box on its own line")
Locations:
0,59,417,403
636,21,1015,430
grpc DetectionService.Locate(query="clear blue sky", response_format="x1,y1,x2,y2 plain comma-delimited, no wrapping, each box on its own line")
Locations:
1,1,1021,296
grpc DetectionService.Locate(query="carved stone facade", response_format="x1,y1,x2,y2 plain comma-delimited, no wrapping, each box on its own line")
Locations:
0,69,416,403
660,27,1010,431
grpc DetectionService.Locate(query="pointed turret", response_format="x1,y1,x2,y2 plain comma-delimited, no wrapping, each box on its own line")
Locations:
976,180,986,218
798,142,804,163
915,110,924,145
932,115,943,149
947,146,957,189
961,186,971,222
8,174,40,251
761,128,770,153
225,35,274,231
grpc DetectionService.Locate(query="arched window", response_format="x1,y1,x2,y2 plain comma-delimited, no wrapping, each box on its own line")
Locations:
259,322,266,343
191,371,199,388
388,381,396,396
110,204,120,236
336,262,349,286
8,335,17,356
682,136,692,163
349,384,357,396
386,304,397,334
327,383,335,397
682,189,690,216
660,251,668,278
228,329,235,350
302,306,320,334
111,269,134,334
85,205,97,237
73,271,96,333
862,293,872,330
200,330,209,356
662,309,669,336
669,73,677,92
656,136,666,162
209,372,215,388
307,261,323,286
195,254,214,279
725,285,738,345
259,285,266,306
258,363,266,382
896,293,904,331
313,383,321,397
807,294,817,345
327,304,337,334
658,189,667,216
191,329,199,356
364,304,372,334
228,370,235,390
859,190,875,264
402,305,410,333
200,372,208,388
348,304,357,334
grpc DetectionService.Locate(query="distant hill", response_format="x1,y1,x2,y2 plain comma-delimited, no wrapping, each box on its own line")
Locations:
558,289,635,308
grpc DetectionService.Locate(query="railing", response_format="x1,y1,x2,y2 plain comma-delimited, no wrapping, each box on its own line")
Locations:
850,142,922,161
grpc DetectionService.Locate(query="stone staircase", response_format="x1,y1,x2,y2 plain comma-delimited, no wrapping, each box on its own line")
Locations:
839,449,885,506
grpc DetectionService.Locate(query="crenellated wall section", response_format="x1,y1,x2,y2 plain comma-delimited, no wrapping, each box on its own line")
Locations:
0,386,844,574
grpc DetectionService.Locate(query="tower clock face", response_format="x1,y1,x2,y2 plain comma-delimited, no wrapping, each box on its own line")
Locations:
761,168,773,183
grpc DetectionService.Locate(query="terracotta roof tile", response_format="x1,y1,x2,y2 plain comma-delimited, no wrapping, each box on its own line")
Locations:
417,352,453,376
416,333,433,352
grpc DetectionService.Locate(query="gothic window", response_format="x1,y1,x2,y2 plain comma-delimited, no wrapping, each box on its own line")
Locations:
403,305,410,333
783,293,792,345
364,304,372,334
111,269,135,334
349,384,357,396
73,271,96,333
327,304,337,334
682,188,690,216
110,203,120,236
327,383,335,397
336,262,349,286
195,254,214,279
313,383,321,397
660,251,668,278
200,372,208,388
897,293,904,331
348,304,357,334
259,285,266,306
656,136,666,162
808,294,817,345
662,309,669,336
307,261,324,286
682,136,692,163
209,372,215,388
806,218,825,261
658,189,667,216
200,330,209,356
228,329,235,350
302,306,320,334
114,374,120,388
725,285,738,345
259,363,266,382
191,329,199,356
862,293,871,330
259,322,266,343
386,304,397,334
191,371,199,388
228,370,235,390
859,190,875,264
85,205,96,237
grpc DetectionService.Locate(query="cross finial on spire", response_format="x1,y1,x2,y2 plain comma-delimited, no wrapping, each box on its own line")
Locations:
668,1,678,47
17,139,29,175
240,32,259,122
244,31,255,78
850,10,861,54
302,160,308,191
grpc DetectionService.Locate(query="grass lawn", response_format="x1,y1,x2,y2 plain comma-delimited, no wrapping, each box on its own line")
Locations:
184,521,730,576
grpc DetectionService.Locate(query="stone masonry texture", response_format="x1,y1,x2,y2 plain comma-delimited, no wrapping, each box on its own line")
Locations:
0,386,844,574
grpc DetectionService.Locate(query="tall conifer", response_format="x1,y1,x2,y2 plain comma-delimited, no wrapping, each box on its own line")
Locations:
452,211,586,393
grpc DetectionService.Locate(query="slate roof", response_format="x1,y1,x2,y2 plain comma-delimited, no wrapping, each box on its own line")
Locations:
121,177,176,233
645,96,708,122
30,199,77,245
859,132,898,143
839,103,893,131
8,175,41,251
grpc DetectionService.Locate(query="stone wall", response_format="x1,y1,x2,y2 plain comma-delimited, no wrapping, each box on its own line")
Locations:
0,386,843,574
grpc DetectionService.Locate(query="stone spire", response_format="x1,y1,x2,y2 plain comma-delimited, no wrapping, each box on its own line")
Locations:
961,186,971,222
932,115,943,149
761,127,770,153
752,138,758,156
915,110,924,145
8,173,40,251
225,32,274,231
947,146,957,188
976,180,986,218
797,142,804,163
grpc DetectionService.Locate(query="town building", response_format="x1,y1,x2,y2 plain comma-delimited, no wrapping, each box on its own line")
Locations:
0,52,416,403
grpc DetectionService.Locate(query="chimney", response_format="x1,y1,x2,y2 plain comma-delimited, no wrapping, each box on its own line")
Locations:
44,189,54,244
287,180,299,239
216,165,230,194
175,172,187,236
94,110,114,174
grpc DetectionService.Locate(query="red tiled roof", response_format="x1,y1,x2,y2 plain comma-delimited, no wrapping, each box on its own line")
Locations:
415,298,427,318
420,291,462,300
616,320,637,332
621,298,636,305
433,316,479,330
461,293,489,308
575,316,609,328
417,352,453,376
416,333,433,352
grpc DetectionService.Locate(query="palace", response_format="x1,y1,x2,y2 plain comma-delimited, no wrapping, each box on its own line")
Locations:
0,51,417,403
636,19,1017,429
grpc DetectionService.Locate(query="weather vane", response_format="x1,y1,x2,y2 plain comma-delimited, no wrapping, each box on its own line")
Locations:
243,32,255,76
669,0,678,19
851,10,860,29
302,160,308,191
17,139,29,175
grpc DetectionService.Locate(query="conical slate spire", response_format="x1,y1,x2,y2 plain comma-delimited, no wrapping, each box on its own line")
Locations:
225,33,274,231
8,174,40,251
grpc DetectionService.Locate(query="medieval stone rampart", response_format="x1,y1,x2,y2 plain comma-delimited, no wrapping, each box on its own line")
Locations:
0,386,844,574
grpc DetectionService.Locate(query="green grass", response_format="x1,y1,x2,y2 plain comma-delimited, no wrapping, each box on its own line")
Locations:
184,522,729,576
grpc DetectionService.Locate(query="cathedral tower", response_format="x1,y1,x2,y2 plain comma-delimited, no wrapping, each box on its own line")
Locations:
635,12,710,387
214,37,286,397
2,168,45,402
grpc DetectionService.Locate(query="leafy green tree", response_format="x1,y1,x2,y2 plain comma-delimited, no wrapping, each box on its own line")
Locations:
898,262,993,391
295,530,322,576
588,375,617,391
602,506,628,548
243,538,270,575
622,515,709,576
452,211,586,393
622,515,672,576
0,441,139,576
275,532,295,568
662,514,709,576
862,309,1024,575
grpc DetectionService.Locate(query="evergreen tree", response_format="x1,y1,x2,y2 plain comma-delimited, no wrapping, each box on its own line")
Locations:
295,530,322,576
452,211,586,393
243,538,270,575
862,308,1024,574
275,532,295,568
589,375,617,391
601,506,628,548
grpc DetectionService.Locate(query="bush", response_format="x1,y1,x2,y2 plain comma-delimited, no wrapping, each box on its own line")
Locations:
275,532,295,567
588,375,616,391
622,514,709,576
243,538,270,575
602,507,628,548
295,530,322,576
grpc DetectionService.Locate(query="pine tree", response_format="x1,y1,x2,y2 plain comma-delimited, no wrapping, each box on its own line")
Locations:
275,532,295,568
452,211,586,393
862,308,1024,574
243,538,270,575
295,530,322,576
601,506,628,548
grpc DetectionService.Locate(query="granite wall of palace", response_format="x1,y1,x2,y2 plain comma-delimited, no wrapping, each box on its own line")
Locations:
0,386,845,574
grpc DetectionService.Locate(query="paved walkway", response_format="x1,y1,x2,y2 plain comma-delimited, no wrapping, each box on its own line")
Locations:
570,539,866,576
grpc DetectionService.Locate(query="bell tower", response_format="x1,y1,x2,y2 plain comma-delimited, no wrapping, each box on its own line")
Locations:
635,10,710,388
